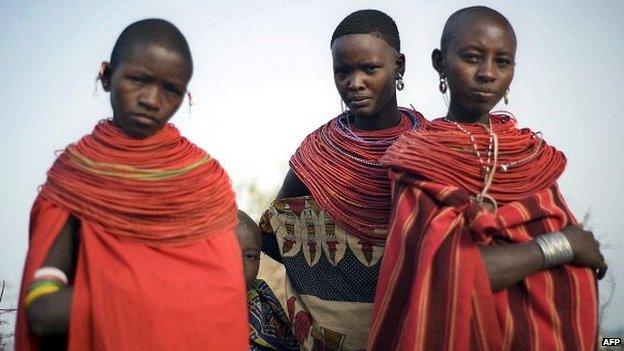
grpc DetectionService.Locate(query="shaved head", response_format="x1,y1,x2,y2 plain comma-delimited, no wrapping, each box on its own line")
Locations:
110,18,193,73
441,6,516,52
236,210,260,244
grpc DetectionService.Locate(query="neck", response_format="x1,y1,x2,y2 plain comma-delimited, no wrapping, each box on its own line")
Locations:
446,103,489,125
351,97,400,131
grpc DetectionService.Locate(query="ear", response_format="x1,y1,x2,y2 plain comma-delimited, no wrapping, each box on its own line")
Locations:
395,53,406,78
431,49,444,77
99,62,113,92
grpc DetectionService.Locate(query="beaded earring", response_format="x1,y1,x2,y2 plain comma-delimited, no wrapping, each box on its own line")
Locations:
439,75,448,94
187,91,194,117
396,73,404,91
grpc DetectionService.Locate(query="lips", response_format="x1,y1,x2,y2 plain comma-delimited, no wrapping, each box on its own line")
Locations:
473,88,496,99
347,96,372,108
131,113,157,126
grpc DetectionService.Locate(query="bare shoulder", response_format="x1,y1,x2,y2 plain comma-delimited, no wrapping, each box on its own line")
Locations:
276,169,310,199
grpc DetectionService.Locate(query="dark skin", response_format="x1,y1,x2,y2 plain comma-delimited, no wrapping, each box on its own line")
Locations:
332,34,405,131
263,33,405,262
26,43,192,336
236,211,262,290
431,14,607,291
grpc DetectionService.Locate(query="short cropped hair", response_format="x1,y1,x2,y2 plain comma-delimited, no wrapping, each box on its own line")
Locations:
440,6,516,52
330,9,400,52
110,18,193,72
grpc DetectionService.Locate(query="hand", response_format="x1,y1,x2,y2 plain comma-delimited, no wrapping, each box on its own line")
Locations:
561,226,607,279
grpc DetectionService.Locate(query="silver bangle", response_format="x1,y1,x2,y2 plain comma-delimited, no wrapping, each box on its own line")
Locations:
534,231,574,269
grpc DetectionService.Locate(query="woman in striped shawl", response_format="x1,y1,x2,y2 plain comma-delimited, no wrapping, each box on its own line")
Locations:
369,6,607,351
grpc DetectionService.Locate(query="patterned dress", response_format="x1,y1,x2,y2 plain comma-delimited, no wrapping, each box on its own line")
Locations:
261,197,384,351
249,279,300,351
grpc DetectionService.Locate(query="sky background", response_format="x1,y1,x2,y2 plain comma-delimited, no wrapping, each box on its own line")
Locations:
1,0,623,336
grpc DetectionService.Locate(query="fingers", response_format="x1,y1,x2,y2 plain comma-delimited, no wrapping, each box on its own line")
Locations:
596,263,608,280
593,242,607,280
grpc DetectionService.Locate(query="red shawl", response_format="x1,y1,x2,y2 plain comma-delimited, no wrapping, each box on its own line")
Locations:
369,115,598,350
290,108,424,244
16,121,248,350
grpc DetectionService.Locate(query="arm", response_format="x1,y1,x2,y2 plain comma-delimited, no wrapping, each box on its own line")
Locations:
26,215,80,336
480,226,606,292
261,232,282,263
276,169,310,199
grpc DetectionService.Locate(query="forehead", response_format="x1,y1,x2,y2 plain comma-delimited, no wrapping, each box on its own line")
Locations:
236,223,261,249
331,33,396,63
449,17,516,52
120,44,192,82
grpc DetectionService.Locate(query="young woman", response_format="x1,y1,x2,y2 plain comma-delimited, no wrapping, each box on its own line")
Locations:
260,9,424,351
16,19,247,350
369,7,606,351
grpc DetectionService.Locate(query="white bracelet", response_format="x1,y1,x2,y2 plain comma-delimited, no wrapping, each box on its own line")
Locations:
534,231,574,269
33,266,68,285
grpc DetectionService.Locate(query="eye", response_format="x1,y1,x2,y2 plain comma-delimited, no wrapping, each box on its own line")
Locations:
164,84,183,96
334,68,346,77
245,253,260,262
128,75,149,85
496,58,512,68
364,65,379,73
461,53,480,63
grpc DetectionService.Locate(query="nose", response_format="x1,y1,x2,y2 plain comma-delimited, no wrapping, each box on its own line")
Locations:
138,85,161,111
476,60,496,83
347,72,365,92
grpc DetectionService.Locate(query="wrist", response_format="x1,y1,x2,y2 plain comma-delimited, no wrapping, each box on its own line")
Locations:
534,231,574,269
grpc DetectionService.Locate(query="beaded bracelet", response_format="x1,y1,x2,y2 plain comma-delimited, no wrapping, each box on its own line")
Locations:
33,266,68,285
24,280,63,308
534,231,574,269
24,267,69,308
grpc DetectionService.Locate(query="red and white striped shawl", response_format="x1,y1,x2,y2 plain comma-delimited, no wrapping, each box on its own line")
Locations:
369,119,598,351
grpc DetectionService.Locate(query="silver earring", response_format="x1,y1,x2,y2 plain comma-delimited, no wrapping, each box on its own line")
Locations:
439,75,448,94
504,88,510,105
396,73,404,91
340,98,346,113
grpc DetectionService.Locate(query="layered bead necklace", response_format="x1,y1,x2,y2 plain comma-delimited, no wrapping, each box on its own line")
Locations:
290,107,422,244
446,113,546,211
445,117,499,211
382,112,560,206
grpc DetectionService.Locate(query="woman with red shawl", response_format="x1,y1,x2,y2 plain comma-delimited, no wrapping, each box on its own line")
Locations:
369,6,607,351
16,19,247,350
260,10,424,351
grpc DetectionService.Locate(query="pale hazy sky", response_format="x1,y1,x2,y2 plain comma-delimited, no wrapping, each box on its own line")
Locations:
1,0,623,332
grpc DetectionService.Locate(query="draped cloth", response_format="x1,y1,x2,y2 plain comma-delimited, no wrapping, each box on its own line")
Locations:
248,279,300,351
369,115,598,351
16,121,248,350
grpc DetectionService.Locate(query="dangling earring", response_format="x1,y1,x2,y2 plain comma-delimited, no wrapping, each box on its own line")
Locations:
439,75,448,94
93,62,106,97
187,91,194,117
396,73,405,91
504,88,510,105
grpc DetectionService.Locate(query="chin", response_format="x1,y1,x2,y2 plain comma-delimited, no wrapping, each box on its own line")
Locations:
349,107,375,119
122,127,155,139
